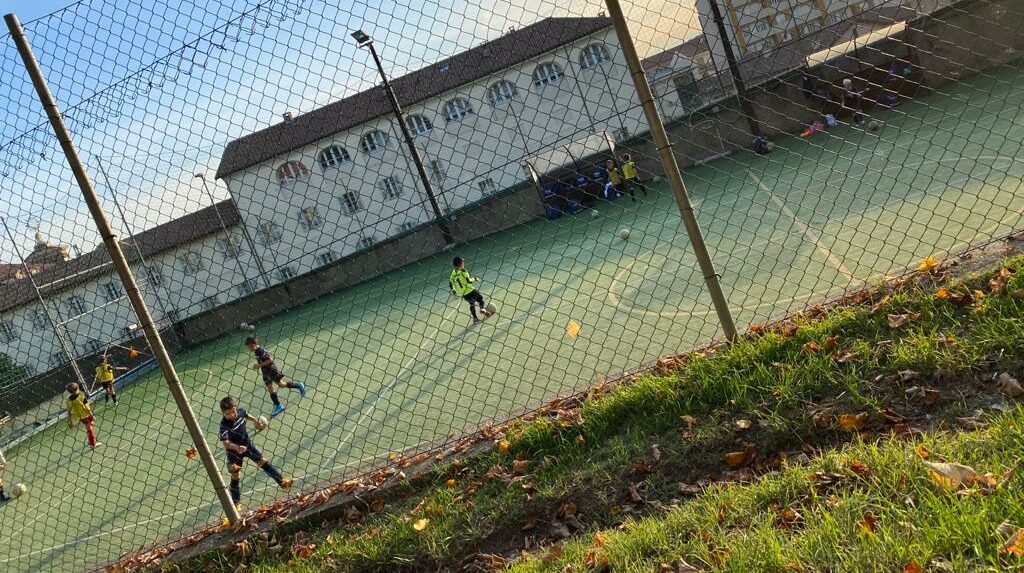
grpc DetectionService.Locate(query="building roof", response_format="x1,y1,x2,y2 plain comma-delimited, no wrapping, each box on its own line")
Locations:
215,16,613,180
641,35,708,77
0,200,240,314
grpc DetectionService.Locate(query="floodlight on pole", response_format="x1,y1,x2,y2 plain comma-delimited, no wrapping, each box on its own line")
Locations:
351,28,454,245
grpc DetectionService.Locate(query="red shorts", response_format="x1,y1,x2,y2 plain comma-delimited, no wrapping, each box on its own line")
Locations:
80,416,95,425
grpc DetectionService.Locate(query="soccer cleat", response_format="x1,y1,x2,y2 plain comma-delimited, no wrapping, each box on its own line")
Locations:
90,442,102,450
271,404,286,417
280,478,293,490
296,381,306,398
471,318,481,325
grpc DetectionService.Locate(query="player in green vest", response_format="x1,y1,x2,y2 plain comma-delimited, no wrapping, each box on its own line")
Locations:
450,256,492,325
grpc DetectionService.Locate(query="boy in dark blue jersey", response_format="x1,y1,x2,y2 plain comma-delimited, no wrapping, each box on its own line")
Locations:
219,396,293,510
245,336,305,417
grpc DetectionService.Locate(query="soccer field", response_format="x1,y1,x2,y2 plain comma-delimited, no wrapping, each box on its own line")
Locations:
2,63,1023,572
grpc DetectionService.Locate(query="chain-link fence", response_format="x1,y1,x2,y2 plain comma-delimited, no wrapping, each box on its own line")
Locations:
0,0,1022,570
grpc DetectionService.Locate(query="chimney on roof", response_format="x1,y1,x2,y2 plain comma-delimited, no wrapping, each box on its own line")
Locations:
282,112,294,123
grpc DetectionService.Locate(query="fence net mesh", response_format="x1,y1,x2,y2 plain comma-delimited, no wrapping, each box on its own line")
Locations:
0,0,1022,570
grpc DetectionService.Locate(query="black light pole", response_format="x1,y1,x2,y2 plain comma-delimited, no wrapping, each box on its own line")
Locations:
351,29,454,245
705,0,764,139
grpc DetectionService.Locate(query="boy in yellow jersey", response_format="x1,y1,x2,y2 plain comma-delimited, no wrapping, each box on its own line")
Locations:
94,355,127,405
450,256,492,325
621,153,648,199
66,382,98,449
605,159,625,200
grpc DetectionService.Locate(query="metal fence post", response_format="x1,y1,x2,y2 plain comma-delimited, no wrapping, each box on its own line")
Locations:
601,0,739,341
4,12,241,524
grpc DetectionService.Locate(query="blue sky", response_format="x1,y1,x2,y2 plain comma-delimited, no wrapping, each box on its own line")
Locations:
0,0,700,260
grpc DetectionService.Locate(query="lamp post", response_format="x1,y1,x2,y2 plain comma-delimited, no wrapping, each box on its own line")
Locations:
351,29,454,245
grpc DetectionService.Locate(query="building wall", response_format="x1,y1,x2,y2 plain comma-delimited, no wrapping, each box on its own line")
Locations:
223,28,646,283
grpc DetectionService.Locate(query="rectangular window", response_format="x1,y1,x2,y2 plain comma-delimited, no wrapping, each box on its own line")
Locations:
339,192,362,216
31,309,48,330
0,321,18,344
357,236,376,249
380,177,403,200
181,252,205,275
277,266,297,281
65,295,88,317
218,236,244,259
259,222,281,245
477,177,498,196
102,281,124,303
315,251,338,267
49,352,65,368
397,221,418,234
23,363,36,376
428,160,446,185
300,207,323,231
199,295,220,312
142,263,164,287
236,278,259,297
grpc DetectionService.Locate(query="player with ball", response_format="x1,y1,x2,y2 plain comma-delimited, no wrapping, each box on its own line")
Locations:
450,256,496,325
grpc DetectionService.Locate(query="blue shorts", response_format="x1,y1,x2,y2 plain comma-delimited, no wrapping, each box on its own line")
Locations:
226,443,263,471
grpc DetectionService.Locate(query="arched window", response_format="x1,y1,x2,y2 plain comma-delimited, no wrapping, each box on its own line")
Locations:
579,43,611,70
359,130,390,154
318,146,351,169
406,114,433,136
488,80,518,106
276,161,309,186
533,62,563,87
444,98,473,122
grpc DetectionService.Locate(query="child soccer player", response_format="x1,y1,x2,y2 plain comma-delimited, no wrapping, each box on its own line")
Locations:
95,355,127,405
0,447,9,502
66,382,98,449
450,256,492,325
245,336,305,417
606,160,627,201
218,396,292,510
622,153,648,198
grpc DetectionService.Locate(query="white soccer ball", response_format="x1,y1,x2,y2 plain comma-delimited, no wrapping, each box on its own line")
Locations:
255,416,269,432
247,324,256,332
484,302,497,315
619,228,631,241
11,483,27,498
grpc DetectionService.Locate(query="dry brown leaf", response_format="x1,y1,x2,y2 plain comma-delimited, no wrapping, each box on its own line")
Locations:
651,444,662,462
520,519,536,532
837,412,869,432
915,444,930,459
849,459,871,477
627,482,644,503
561,502,577,518
996,373,1024,398
1002,528,1024,556
1011,288,1024,299
802,341,822,353
574,434,585,446
824,335,839,351
778,507,803,528
935,287,950,299
512,459,530,476
859,511,878,534
902,561,922,573
543,545,564,563
679,483,703,496
680,414,697,428
724,445,755,468
290,542,317,559
812,407,835,427
949,291,974,308
734,419,752,430
887,314,909,328
924,461,981,491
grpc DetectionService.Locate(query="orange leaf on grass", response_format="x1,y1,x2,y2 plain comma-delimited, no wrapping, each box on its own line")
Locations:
184,447,198,459
849,459,871,477
916,444,930,459
859,511,878,534
724,445,755,468
1003,528,1024,556
935,287,950,299
837,412,869,432
902,561,922,573
918,256,939,273
802,341,822,353
497,439,510,454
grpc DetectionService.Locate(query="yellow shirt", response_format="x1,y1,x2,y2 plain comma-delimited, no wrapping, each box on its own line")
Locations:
67,393,92,421
622,161,637,180
95,364,115,383
608,167,623,186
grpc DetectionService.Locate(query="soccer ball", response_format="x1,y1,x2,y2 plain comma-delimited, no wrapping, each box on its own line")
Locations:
867,120,881,132
11,483,27,498
255,416,269,432
591,209,600,218
247,324,256,332
484,302,497,316
619,228,631,241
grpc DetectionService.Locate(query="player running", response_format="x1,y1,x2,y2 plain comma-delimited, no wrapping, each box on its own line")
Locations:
95,355,127,405
450,256,492,325
218,396,292,510
0,447,9,502
245,336,305,417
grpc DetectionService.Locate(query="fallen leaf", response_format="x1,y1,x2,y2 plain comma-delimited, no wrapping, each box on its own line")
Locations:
1002,528,1024,556
778,507,803,528
1011,288,1024,299
627,482,645,503
497,439,511,454
387,452,400,462
734,419,752,430
849,459,871,477
989,268,1013,294
445,478,457,488
680,415,697,428
924,461,981,491
887,314,909,328
675,560,700,573
574,434,586,446
566,320,582,339
996,520,1019,538
918,256,939,273
935,287,950,299
837,412,869,432
370,498,385,512
996,373,1024,398
949,291,974,308
916,444,930,459
290,542,317,559
512,459,530,476
724,445,756,468
859,511,878,533
812,407,835,427
185,447,198,460
679,483,703,496
542,545,564,563
520,519,536,531
824,335,839,351
902,561,922,573
412,518,429,531
651,444,662,461
802,341,822,353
